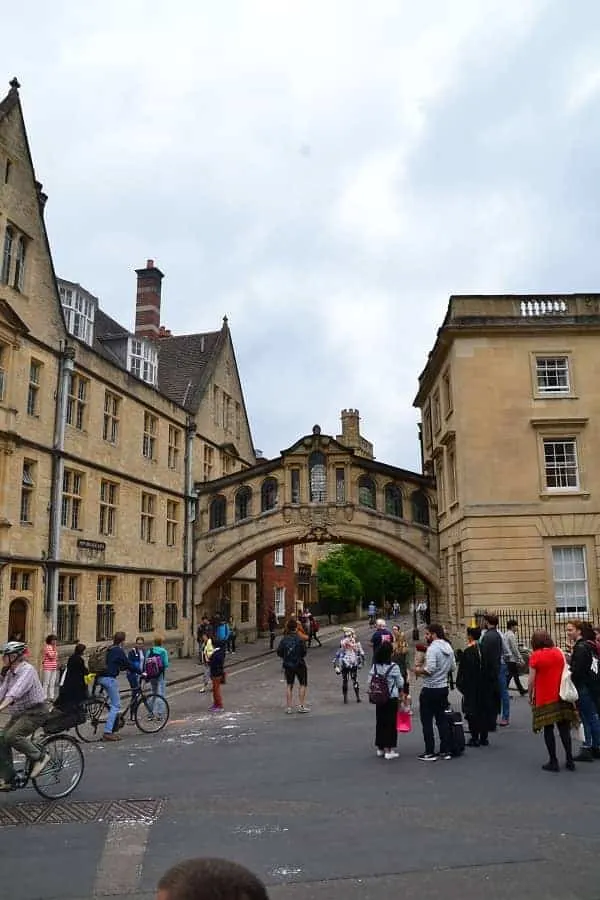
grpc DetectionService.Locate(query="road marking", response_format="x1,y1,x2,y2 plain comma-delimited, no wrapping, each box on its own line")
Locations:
93,818,153,896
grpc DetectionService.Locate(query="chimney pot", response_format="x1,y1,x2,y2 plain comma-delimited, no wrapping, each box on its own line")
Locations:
147,259,154,268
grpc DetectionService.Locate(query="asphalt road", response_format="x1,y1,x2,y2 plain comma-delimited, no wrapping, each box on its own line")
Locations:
2,626,600,900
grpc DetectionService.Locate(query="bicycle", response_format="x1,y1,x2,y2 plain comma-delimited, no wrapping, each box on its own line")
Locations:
1,725,84,800
76,679,170,743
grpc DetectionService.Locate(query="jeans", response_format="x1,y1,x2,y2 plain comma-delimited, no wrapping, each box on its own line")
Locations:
97,676,121,734
506,661,527,695
0,705,48,781
150,673,166,697
499,661,510,721
577,686,600,749
419,687,450,755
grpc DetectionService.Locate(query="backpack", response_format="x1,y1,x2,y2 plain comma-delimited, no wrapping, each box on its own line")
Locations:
145,652,164,679
88,644,110,675
368,665,393,705
278,635,303,669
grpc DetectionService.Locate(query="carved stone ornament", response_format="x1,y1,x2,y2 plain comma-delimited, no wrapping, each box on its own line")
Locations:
282,505,295,524
206,539,215,553
344,504,355,522
305,525,337,544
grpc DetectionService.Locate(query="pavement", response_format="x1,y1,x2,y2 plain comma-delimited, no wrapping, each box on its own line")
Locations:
2,620,600,900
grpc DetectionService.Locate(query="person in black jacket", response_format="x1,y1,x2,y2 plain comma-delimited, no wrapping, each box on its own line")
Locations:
277,618,308,714
56,643,88,712
567,620,600,761
480,614,503,730
457,627,492,747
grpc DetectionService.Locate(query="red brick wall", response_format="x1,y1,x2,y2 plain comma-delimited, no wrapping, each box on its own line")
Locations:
257,545,296,629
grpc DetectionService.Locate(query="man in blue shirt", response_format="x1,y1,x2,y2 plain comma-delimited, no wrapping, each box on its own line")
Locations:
97,632,138,742
370,619,393,660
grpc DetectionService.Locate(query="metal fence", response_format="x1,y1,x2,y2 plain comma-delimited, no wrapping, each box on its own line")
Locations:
474,608,600,653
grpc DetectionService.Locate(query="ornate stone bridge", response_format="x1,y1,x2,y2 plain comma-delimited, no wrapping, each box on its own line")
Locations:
193,426,439,612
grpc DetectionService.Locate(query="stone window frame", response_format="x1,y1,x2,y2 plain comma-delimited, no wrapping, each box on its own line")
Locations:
165,579,179,630
142,411,158,460
166,499,179,547
168,425,181,470
66,372,89,431
542,536,598,618
140,491,157,542
99,479,119,536
531,417,589,498
103,390,121,445
530,351,576,400
20,458,36,524
27,358,42,417
61,468,84,531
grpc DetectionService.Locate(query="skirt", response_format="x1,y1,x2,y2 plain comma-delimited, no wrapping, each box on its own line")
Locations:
375,698,399,749
532,700,577,733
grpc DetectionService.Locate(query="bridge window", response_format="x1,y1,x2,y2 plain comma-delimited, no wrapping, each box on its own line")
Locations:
358,475,377,510
235,486,252,522
411,489,430,526
290,468,300,504
385,484,403,518
336,467,345,503
209,494,227,530
261,477,278,512
309,451,327,502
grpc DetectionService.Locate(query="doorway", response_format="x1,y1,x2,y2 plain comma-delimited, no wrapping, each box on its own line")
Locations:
8,598,27,642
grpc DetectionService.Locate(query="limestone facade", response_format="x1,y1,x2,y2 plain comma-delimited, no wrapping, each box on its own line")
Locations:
414,294,600,633
0,81,257,663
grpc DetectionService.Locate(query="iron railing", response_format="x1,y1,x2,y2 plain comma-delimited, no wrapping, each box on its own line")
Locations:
474,608,600,653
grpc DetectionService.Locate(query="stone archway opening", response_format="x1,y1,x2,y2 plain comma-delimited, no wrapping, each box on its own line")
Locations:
8,597,28,642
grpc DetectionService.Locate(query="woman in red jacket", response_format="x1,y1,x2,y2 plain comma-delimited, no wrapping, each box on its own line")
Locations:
529,629,577,772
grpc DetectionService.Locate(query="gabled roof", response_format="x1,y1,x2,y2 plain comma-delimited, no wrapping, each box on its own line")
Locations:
93,308,130,367
156,327,222,412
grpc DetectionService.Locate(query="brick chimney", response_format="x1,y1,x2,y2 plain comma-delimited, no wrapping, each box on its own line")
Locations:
135,259,164,340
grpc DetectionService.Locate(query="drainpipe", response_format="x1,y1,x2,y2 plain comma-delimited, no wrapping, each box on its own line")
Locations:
46,344,75,631
183,419,197,650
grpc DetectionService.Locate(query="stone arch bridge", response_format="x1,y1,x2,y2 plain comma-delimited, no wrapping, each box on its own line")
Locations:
193,427,439,621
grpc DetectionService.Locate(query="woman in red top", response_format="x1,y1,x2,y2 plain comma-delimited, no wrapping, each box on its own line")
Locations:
529,629,576,772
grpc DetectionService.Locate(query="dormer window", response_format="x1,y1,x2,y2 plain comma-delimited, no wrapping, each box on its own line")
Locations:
60,284,96,345
128,337,157,387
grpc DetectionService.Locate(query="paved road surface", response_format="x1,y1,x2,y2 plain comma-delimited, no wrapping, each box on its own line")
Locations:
2,624,600,900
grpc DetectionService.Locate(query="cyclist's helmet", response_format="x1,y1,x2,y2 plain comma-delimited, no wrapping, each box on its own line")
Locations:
1,641,27,658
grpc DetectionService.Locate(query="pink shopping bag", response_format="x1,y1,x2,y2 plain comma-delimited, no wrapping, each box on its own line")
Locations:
396,709,412,733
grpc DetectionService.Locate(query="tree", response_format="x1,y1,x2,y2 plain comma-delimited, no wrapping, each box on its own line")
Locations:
318,544,418,610
317,549,362,620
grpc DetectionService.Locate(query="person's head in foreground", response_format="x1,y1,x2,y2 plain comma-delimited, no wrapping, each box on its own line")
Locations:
157,857,269,900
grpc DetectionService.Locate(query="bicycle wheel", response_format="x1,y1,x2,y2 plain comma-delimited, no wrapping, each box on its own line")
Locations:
134,693,170,733
75,697,109,743
31,734,85,800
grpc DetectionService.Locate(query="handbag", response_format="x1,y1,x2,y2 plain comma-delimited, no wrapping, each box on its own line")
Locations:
396,708,412,733
559,655,578,704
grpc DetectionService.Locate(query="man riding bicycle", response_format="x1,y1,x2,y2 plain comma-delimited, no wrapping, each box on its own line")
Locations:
0,641,50,791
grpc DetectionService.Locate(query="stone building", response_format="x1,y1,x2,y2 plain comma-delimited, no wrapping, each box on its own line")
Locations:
414,294,600,631
0,79,257,661
256,410,375,628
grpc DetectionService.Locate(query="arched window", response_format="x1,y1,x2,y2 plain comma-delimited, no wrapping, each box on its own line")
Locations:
411,489,430,526
384,484,403,518
1,225,13,285
209,494,227,530
261,477,278,512
13,236,26,292
358,475,377,509
235,486,252,522
309,451,327,503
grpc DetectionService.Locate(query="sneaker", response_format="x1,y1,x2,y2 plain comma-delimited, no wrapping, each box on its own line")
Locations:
30,752,51,779
199,687,207,694
297,706,310,714
418,753,438,761
376,749,385,757
498,719,509,727
286,707,293,715
102,733,122,742
542,760,560,772
208,705,224,712
440,753,453,760
565,759,576,771
384,751,399,760
574,749,594,762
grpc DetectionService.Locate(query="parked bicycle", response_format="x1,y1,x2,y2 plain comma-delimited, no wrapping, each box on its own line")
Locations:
1,707,85,800
76,679,170,743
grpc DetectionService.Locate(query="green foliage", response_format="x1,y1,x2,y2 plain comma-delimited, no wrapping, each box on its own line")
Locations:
317,545,419,610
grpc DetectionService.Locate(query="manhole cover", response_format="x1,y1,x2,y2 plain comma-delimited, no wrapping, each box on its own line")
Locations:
0,797,164,828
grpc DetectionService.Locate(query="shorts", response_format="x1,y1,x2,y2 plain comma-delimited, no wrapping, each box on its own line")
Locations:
284,664,308,687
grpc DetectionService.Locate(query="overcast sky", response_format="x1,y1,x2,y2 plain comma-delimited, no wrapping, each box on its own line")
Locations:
4,1,600,469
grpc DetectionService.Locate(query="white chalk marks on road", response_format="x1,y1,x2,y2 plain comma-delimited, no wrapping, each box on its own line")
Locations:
92,802,163,897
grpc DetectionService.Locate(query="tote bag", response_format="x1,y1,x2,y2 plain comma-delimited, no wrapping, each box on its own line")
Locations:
559,655,578,704
396,708,412,733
